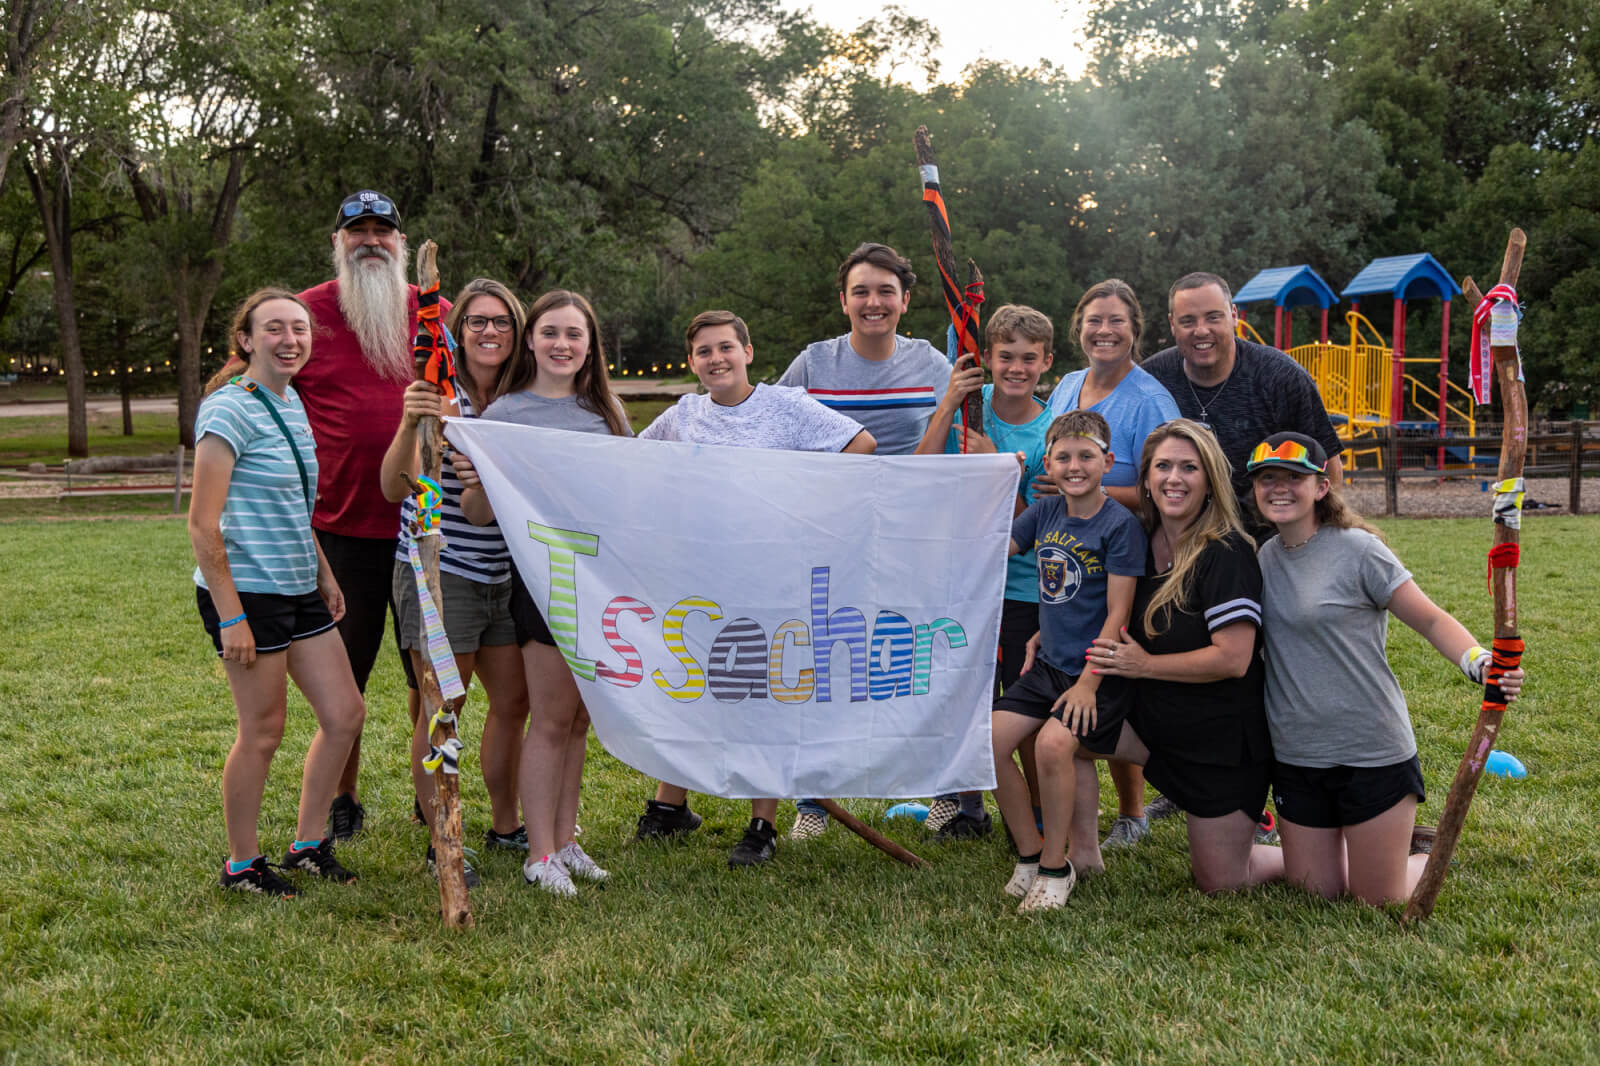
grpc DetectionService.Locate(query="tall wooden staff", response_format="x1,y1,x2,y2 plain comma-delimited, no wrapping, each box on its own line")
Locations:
1404,228,1528,923
915,126,985,447
411,240,472,928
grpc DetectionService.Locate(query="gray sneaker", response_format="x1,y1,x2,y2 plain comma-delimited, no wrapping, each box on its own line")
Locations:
1144,794,1181,821
1101,815,1150,849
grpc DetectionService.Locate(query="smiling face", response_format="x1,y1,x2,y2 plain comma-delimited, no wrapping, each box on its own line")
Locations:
527,303,590,386
458,293,516,378
688,323,754,394
1168,283,1237,384
839,263,911,341
1252,466,1328,529
1045,434,1112,500
333,217,404,268
1079,294,1135,369
989,336,1052,401
1146,436,1210,528
238,298,312,386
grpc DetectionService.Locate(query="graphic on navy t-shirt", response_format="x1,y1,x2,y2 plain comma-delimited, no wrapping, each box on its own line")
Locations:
1010,496,1146,667
1037,543,1084,603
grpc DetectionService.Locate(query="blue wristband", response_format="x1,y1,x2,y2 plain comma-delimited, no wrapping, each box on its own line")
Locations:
218,613,247,629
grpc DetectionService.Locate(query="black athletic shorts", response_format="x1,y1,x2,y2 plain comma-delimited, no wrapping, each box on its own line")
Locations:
993,659,1131,757
1271,755,1426,829
1141,747,1272,822
197,586,336,656
508,565,556,648
996,598,1037,694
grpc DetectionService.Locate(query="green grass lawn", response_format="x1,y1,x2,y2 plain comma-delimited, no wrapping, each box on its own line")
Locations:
0,411,182,466
1,516,1596,1064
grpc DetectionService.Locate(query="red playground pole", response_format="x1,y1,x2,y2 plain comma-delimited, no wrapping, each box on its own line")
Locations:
1320,307,1329,343
1285,309,1294,349
1274,305,1284,349
1438,299,1451,468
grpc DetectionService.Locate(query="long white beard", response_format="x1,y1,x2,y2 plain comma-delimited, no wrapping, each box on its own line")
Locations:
334,238,413,382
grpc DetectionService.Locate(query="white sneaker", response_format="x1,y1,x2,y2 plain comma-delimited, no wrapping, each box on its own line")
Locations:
1004,861,1039,899
788,810,828,841
524,854,577,897
1017,864,1076,913
556,840,609,882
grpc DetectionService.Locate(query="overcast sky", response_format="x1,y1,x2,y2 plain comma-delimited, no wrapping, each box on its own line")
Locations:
789,0,1094,86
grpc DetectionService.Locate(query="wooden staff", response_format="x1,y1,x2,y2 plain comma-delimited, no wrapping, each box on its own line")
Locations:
817,800,930,869
915,125,985,442
413,239,472,928
1404,228,1527,923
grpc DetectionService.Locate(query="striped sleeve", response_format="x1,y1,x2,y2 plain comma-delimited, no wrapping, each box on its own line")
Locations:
195,390,257,457
1199,534,1264,631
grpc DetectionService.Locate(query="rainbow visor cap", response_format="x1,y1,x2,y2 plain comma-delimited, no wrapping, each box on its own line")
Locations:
1246,431,1329,476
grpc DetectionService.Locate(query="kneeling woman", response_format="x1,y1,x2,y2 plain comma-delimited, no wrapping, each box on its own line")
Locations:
1246,432,1523,905
1083,419,1282,893
190,289,366,897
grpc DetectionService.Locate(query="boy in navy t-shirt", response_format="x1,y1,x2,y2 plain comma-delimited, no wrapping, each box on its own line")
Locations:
992,410,1145,913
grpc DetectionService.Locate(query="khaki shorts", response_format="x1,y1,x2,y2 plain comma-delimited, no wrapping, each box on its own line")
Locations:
391,560,516,654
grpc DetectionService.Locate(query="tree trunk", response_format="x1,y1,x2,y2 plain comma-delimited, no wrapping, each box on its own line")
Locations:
23,146,86,457
116,314,132,434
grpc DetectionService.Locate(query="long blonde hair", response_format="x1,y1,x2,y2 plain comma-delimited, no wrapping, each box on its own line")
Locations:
1137,419,1253,635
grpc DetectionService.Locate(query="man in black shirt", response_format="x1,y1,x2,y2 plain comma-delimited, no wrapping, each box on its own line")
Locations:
1142,273,1344,523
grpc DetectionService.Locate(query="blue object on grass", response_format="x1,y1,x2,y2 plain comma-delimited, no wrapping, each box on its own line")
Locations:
885,802,930,822
1485,750,1527,779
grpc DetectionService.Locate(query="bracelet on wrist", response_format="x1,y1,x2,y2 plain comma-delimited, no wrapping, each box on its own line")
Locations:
218,613,248,630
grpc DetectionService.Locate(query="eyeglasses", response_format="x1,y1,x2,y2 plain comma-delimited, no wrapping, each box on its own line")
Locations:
1246,439,1325,474
463,315,513,333
341,198,395,218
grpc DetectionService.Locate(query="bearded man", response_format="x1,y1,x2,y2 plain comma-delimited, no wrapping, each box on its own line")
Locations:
296,190,443,839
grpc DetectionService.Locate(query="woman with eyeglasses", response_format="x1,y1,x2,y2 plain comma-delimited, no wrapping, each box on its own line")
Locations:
380,278,532,884
1243,431,1524,906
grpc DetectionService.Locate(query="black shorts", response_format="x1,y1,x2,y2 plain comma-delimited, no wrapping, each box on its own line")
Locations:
993,659,1131,757
197,586,336,656
1141,749,1271,822
508,565,556,647
1272,756,1426,829
996,598,1037,694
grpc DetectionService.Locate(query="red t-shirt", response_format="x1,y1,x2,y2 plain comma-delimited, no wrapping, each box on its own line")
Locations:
295,279,449,540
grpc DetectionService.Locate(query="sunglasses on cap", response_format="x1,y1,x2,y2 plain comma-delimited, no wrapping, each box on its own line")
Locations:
341,197,396,219
1246,439,1327,475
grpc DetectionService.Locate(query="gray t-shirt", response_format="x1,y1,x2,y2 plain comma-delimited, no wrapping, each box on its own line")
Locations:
1258,525,1415,767
640,384,863,451
481,390,634,437
1142,339,1342,506
777,334,949,455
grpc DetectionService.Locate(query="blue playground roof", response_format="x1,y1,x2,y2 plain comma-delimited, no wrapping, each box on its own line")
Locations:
1341,253,1460,302
1233,266,1340,309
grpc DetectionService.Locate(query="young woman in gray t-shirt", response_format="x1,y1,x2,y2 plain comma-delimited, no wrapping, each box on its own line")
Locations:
1247,431,1525,907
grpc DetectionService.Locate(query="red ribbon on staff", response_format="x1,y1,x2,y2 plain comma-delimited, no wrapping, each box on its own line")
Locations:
1468,283,1519,405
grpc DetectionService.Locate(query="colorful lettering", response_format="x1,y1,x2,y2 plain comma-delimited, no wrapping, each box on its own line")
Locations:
596,596,654,687
652,596,723,701
708,617,769,703
769,619,815,704
525,522,599,680
810,566,867,703
868,611,914,700
912,617,969,695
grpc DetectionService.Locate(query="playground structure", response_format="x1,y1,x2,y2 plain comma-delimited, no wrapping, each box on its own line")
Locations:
1234,256,1479,469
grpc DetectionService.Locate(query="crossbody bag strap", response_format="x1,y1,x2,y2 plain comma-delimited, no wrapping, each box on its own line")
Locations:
232,376,313,517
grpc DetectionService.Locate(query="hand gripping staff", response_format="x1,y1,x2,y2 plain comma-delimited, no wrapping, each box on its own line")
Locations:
915,126,986,451
1404,228,1528,924
410,240,473,928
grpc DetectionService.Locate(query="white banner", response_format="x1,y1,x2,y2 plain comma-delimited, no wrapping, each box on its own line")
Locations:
445,418,1017,799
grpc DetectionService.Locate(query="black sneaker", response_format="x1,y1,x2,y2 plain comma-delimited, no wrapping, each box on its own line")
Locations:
327,792,365,841
484,825,530,851
935,809,994,841
634,800,702,841
426,844,481,888
728,818,777,867
283,838,358,883
220,856,296,898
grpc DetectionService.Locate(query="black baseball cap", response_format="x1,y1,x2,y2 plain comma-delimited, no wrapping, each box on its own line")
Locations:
1246,431,1329,475
334,190,401,231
